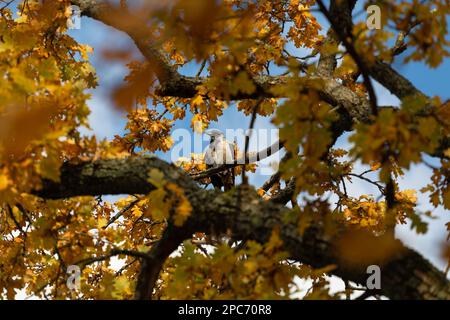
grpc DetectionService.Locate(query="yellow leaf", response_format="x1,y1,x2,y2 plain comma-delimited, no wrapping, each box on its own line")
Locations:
256,188,266,197
79,45,93,60
370,162,382,171
131,206,143,218
112,275,132,298
0,171,10,191
174,201,192,226
191,94,204,107
98,217,108,229
444,149,450,158
191,114,207,134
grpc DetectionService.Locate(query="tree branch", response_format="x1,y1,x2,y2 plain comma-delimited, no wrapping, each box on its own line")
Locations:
134,225,189,300
317,0,357,77
190,140,284,181
76,249,152,268
71,0,450,159
316,0,378,116
33,157,450,300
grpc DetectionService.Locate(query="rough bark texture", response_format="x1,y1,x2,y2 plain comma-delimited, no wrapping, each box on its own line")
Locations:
317,0,357,77
34,157,450,300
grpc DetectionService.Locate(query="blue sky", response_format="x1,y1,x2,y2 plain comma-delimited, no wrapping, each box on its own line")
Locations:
66,3,450,289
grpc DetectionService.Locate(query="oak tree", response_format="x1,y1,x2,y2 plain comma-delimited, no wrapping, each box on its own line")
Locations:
0,0,449,300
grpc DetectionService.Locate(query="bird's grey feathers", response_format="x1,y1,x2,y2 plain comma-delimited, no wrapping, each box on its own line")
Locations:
204,130,235,190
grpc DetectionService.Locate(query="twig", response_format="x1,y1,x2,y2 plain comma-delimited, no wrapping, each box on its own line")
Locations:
115,259,138,276
76,249,152,268
260,151,292,192
103,196,140,229
346,173,385,193
391,20,422,57
190,140,284,180
195,59,207,78
242,99,262,184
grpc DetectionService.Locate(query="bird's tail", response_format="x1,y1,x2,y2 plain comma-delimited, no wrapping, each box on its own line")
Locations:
230,138,238,189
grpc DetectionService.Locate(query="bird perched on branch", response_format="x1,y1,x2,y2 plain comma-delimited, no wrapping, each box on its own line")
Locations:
204,129,236,191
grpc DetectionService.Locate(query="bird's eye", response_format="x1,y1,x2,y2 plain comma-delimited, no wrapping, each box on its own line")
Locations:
210,136,215,143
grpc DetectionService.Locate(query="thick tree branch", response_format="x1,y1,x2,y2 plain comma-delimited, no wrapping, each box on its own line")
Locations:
369,60,424,100
317,0,357,77
33,157,450,300
71,1,372,114
316,0,378,116
71,0,450,159
134,225,189,300
34,157,197,199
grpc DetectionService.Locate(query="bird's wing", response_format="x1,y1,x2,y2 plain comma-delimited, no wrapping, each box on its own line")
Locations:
204,144,216,167
223,140,236,190
205,139,235,167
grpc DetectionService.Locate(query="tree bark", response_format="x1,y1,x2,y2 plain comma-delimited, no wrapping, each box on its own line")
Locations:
34,157,450,300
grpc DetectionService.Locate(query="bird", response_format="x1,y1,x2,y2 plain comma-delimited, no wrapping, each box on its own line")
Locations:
204,129,235,191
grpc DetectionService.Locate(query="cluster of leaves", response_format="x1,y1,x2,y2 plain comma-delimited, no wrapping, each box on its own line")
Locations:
146,169,193,227
342,190,418,231
159,230,336,299
422,159,450,210
273,75,338,196
382,0,450,68
0,0,96,186
112,0,325,147
0,0,135,299
350,97,444,170
113,107,174,154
